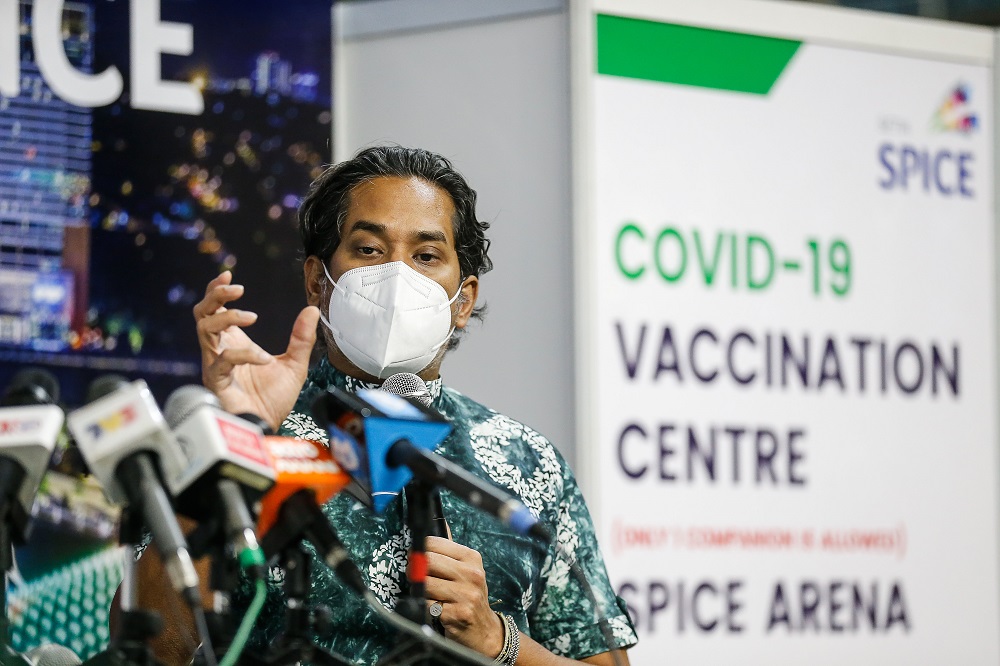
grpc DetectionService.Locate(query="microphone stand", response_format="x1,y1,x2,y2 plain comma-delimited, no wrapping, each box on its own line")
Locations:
0,460,30,666
375,481,463,666
83,509,164,666
184,515,237,664
245,495,355,666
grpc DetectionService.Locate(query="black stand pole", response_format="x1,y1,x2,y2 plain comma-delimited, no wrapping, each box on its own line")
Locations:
240,546,353,666
396,481,434,626
375,482,464,666
184,515,237,665
241,493,354,666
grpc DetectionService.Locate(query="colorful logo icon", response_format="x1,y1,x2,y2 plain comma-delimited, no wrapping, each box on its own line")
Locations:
85,405,137,439
932,84,978,134
0,420,41,436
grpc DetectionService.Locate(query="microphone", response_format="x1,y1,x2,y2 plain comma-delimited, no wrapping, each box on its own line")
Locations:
0,368,64,542
65,377,201,605
24,643,81,666
255,436,362,592
380,372,432,406
381,374,446,537
164,385,274,565
2,368,60,406
312,386,551,541
311,386,451,513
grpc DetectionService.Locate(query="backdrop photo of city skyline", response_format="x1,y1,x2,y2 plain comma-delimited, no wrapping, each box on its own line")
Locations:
0,1,333,658
0,0,333,406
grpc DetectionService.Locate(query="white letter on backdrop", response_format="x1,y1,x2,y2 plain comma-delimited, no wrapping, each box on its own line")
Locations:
33,0,122,107
130,0,202,115
0,0,18,97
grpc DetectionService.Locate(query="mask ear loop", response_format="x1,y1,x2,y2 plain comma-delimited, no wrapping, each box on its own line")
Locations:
428,274,470,354
317,260,343,335
320,261,340,291
438,274,465,311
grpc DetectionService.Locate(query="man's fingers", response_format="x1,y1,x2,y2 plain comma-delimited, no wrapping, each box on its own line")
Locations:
424,573,491,629
217,346,273,367
423,575,459,604
426,549,486,590
425,536,478,561
206,346,271,382
196,309,258,339
425,551,463,583
284,306,319,364
193,281,244,320
206,270,232,292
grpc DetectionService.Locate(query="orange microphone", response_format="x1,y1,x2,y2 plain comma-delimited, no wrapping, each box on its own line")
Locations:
257,436,351,535
256,436,365,593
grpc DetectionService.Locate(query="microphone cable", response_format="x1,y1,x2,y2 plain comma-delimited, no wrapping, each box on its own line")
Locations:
218,575,267,666
552,540,628,666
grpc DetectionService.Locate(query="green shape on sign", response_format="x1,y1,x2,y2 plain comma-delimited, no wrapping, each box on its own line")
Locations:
596,14,801,95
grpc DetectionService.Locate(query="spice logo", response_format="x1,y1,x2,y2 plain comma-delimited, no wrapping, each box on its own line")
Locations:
931,83,978,134
878,83,980,197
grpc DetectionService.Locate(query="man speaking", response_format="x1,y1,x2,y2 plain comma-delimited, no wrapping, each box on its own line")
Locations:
135,146,637,664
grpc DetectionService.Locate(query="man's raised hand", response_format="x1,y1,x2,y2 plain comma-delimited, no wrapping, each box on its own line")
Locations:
194,271,319,431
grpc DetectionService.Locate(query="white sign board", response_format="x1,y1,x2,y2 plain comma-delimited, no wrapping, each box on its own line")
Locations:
573,1,1000,662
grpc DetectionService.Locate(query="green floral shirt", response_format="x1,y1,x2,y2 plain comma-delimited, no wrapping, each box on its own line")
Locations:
240,358,637,663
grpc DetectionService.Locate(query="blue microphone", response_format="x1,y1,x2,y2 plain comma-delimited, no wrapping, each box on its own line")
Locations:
312,385,451,513
311,384,550,542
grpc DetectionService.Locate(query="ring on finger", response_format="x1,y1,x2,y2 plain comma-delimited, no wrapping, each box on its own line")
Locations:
429,601,443,618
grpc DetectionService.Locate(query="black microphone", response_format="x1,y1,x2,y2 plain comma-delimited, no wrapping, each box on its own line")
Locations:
2,368,60,407
381,374,445,538
312,384,551,542
65,377,201,606
259,487,366,595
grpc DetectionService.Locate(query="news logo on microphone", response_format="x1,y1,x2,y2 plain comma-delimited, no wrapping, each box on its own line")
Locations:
312,387,452,513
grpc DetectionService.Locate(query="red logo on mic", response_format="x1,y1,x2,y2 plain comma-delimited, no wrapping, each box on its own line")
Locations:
216,417,271,467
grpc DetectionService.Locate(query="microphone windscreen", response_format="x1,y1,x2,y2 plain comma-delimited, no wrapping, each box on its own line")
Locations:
164,384,221,429
25,643,82,666
237,412,274,436
85,374,130,404
2,367,60,406
381,372,431,406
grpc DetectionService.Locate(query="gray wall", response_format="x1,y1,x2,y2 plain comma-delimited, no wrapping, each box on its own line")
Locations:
333,0,576,464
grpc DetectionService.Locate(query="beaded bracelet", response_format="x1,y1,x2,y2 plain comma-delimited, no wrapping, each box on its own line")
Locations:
493,612,520,665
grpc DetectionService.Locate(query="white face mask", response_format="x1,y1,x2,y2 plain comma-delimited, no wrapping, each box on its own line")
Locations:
318,261,462,380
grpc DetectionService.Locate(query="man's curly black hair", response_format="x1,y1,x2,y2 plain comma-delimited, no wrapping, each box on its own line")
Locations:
298,145,493,347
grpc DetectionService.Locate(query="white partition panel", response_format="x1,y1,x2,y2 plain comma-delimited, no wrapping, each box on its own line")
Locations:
333,0,577,462
573,0,1000,662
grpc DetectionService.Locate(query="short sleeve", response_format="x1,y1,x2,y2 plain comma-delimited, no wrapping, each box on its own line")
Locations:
529,464,638,658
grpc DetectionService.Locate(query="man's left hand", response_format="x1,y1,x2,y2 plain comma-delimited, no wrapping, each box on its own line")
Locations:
423,536,505,658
